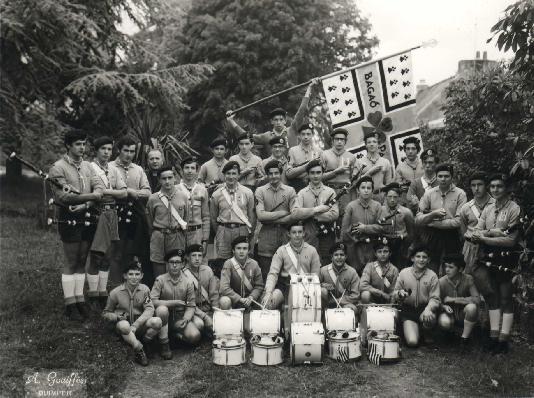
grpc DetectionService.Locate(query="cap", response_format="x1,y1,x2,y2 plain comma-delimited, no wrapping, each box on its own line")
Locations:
93,136,114,150
420,148,437,161
298,123,313,133
331,128,348,138
264,160,283,173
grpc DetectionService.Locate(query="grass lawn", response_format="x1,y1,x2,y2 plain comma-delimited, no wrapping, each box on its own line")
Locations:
1,175,534,397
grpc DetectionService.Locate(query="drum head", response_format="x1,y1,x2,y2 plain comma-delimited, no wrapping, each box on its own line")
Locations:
213,309,244,336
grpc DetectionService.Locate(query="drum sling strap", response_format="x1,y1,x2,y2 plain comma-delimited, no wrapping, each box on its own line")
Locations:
221,187,252,232
284,243,300,274
230,258,254,293
374,262,391,289
158,192,187,230
183,269,210,303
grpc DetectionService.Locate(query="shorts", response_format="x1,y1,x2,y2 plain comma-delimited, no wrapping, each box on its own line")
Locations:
90,209,119,254
400,305,427,323
150,230,186,263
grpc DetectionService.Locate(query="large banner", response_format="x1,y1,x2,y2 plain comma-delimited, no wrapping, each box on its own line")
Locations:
321,51,423,167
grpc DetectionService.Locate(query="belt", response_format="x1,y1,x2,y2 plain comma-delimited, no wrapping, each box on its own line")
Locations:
153,227,183,234
218,222,246,229
101,204,117,210
186,224,202,231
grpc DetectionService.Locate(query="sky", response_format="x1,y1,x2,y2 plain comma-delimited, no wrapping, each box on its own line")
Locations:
356,0,515,85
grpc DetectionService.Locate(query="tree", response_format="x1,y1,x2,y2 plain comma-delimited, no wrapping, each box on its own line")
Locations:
488,0,534,88
175,0,378,150
420,63,533,190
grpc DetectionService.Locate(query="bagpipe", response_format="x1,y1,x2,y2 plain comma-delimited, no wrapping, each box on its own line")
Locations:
47,218,96,227
325,165,368,207
117,201,135,225
4,151,81,194
47,198,100,228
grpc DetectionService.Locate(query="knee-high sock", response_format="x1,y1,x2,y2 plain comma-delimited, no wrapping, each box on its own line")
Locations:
122,332,143,350
462,320,476,338
499,313,514,341
97,271,109,295
488,309,501,338
145,327,159,341
159,324,169,343
73,273,86,302
61,274,76,305
86,274,99,297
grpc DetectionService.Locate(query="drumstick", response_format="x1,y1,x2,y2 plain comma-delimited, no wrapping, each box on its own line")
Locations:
329,291,341,308
251,298,266,310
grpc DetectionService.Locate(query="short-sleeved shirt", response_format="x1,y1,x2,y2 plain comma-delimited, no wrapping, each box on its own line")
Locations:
198,158,228,184
293,184,339,223
109,160,151,198
287,145,323,180
265,242,322,293
150,273,196,318
90,161,127,204
176,182,210,240
229,153,264,187
220,257,264,305
210,183,255,225
146,188,189,230
359,155,393,191
321,149,363,185
395,159,424,185
255,183,297,256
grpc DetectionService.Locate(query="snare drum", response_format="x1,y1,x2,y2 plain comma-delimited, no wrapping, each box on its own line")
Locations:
250,335,284,366
212,338,246,366
325,308,356,332
288,274,322,324
327,330,361,361
250,310,280,335
367,333,401,364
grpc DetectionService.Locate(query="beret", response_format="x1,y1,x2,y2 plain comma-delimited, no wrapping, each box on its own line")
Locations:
355,175,374,189
264,160,283,173
237,132,253,142
231,235,249,249
222,161,240,174
298,123,313,133
381,182,401,194
269,108,287,118
269,136,287,146
164,249,185,262
210,137,227,148
420,148,437,161
330,242,347,254
93,136,114,150
305,158,323,172
185,244,204,255
180,156,198,169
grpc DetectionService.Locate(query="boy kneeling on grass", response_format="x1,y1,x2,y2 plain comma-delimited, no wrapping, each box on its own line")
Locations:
102,260,162,366
393,245,440,347
438,254,480,349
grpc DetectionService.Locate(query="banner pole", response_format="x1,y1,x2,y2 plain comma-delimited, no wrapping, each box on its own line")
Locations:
228,40,436,116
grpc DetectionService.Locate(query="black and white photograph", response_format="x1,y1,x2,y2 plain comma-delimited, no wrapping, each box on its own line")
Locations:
1,0,533,397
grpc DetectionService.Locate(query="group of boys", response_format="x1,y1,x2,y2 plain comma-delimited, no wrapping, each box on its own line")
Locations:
49,80,522,365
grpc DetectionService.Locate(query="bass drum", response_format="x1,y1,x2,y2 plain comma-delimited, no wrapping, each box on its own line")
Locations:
327,330,361,361
288,274,322,324
212,338,246,366
325,308,356,332
290,322,324,365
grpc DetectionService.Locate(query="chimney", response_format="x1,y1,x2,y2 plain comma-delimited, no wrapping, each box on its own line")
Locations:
416,79,429,94
476,51,480,59
483,51,487,60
